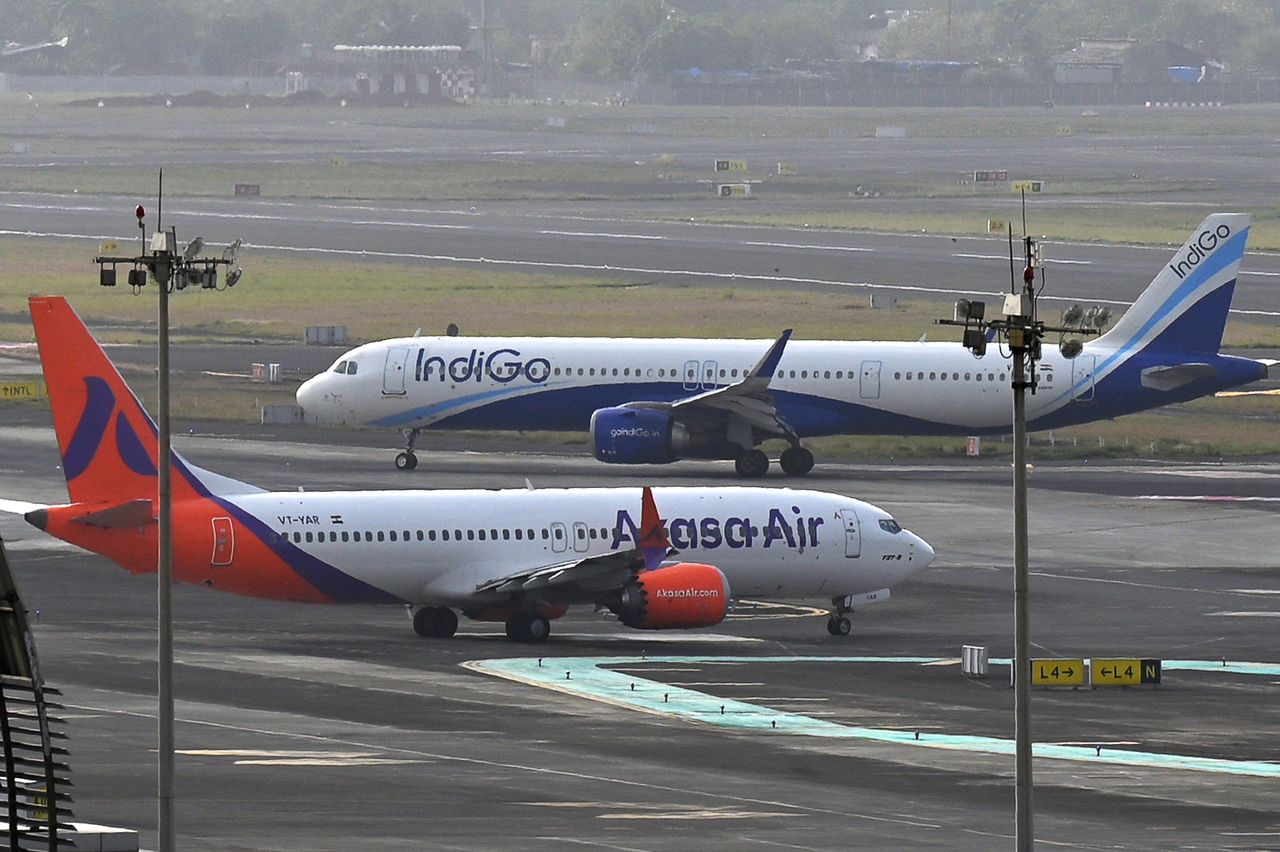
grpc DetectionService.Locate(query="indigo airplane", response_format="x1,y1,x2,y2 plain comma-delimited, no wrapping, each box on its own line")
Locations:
297,213,1269,477
1,297,932,641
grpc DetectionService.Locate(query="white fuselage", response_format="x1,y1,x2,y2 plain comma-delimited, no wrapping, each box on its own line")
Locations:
228,486,931,606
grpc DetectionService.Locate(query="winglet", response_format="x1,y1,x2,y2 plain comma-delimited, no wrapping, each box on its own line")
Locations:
750,329,792,381
637,486,671,570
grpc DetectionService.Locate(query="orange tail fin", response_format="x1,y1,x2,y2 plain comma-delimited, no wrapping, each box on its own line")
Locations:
29,296,166,505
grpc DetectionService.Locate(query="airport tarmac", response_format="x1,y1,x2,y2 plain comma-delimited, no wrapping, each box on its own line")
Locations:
0,418,1277,850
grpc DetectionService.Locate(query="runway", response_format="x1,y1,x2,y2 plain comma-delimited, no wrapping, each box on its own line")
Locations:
7,191,1280,319
0,418,1277,849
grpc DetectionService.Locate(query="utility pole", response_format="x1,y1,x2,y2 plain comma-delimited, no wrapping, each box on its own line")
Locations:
937,218,1108,851
92,174,242,852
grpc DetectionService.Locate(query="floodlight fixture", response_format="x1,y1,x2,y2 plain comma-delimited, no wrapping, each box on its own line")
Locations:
1059,337,1083,359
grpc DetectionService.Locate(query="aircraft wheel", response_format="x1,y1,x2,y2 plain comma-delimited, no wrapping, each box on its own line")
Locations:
734,449,770,478
395,451,418,471
505,613,530,641
525,614,551,643
779,446,814,476
413,607,437,637
430,607,458,638
413,606,458,638
826,615,851,636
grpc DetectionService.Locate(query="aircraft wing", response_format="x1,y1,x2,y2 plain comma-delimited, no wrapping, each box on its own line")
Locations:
474,486,675,597
634,329,796,439
2,37,69,58
474,547,649,596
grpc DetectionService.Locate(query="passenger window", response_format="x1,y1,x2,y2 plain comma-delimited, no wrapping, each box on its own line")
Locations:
376,531,385,542
292,532,302,543
341,531,349,542
304,532,313,543
429,530,437,541
930,372,937,380
467,530,475,541
824,371,831,379
442,530,450,541
554,528,564,540
542,529,550,540
455,529,462,540
389,530,398,542
577,527,585,539
416,530,424,541
514,528,523,540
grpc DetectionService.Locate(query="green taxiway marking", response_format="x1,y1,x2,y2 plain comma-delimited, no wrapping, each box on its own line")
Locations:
467,655,1280,778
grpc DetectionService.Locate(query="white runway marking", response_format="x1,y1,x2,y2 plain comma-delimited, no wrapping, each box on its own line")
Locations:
952,253,1091,265
539,230,664,240
6,227,1280,317
1207,611,1280,617
740,240,872,252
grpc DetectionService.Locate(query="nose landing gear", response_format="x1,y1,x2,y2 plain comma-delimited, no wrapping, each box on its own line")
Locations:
826,596,852,636
395,428,421,471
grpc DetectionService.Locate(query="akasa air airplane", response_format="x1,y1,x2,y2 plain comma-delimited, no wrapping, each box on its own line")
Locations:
2,297,933,641
297,213,1271,477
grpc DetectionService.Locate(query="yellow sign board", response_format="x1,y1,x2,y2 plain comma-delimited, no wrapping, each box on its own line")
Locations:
1031,658,1085,687
1,381,46,401
99,240,120,254
1091,658,1140,686
988,219,1006,233
1012,180,1044,193
776,163,798,175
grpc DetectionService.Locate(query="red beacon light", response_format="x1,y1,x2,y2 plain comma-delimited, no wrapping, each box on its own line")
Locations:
135,205,145,221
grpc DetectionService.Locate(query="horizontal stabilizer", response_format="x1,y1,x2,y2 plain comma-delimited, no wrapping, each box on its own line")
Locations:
1140,363,1216,392
0,499,48,516
71,499,155,529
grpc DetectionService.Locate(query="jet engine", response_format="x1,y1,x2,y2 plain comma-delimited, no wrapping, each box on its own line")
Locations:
589,407,690,465
614,563,729,630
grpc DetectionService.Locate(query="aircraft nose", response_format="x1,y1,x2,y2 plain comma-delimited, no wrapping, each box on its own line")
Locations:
913,532,935,568
295,376,325,418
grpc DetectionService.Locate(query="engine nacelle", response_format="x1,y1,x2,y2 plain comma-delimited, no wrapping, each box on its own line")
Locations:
616,563,729,630
589,406,690,465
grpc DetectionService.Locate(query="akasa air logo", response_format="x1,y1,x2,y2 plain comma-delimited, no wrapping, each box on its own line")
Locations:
63,376,157,480
612,506,825,552
1168,222,1232,280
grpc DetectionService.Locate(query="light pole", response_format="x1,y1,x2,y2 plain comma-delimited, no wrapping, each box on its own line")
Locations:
93,181,242,852
938,228,1106,851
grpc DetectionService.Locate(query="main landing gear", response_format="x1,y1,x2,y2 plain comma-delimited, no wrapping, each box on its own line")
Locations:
826,597,852,637
395,428,420,471
733,445,814,478
412,606,458,638
779,445,815,477
505,612,551,643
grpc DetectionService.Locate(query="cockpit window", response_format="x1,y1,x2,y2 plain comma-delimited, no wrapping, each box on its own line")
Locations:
346,361,358,375
878,519,902,534
332,360,348,374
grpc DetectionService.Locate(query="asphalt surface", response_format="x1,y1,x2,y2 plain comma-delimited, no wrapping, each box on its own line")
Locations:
2,100,1278,851
0,417,1277,851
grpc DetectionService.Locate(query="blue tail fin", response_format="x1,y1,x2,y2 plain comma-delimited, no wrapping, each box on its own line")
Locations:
1096,213,1250,356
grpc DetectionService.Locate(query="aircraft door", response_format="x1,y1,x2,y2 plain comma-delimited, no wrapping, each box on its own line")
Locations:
571,521,590,553
701,360,719,389
859,360,882,400
1071,354,1096,402
839,509,861,558
382,346,411,396
550,522,568,553
211,517,234,567
682,360,700,391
